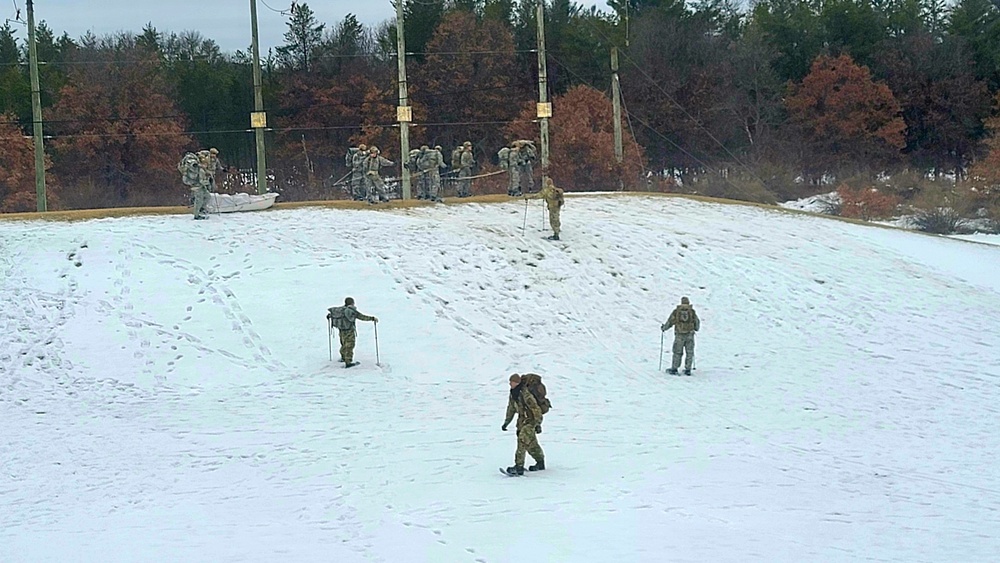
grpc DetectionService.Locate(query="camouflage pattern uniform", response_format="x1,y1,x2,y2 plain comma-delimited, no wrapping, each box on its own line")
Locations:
328,299,377,365
457,141,474,197
529,177,564,240
410,145,431,199
516,141,536,194
428,145,446,201
364,147,395,204
505,142,521,196
350,144,368,200
503,382,545,468
662,297,700,374
193,150,212,219
205,148,224,190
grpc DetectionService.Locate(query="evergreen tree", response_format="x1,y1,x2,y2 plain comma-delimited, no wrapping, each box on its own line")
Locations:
276,2,325,72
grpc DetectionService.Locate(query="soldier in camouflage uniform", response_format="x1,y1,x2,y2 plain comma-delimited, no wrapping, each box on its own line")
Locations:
527,177,565,240
427,145,446,202
327,297,378,368
350,143,368,200
457,141,474,197
504,141,521,196
364,146,395,204
501,373,545,475
515,140,536,194
661,297,700,375
192,150,213,219
205,148,225,191
410,146,426,199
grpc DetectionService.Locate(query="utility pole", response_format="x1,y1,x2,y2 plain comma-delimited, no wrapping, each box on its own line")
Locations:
611,47,624,190
27,0,47,212
536,0,551,186
249,0,268,194
395,0,412,200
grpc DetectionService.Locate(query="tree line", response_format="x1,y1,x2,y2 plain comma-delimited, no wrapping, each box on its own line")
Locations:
2,0,1000,227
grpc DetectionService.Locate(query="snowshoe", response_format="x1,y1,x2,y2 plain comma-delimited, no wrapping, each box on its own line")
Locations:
505,465,525,476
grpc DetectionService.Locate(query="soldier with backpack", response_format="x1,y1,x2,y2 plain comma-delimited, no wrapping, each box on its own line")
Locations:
502,373,550,475
661,297,700,375
526,177,565,240
326,297,378,368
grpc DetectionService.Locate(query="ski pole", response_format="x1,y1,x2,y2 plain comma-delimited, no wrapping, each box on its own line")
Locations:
328,319,333,361
521,197,528,235
374,320,380,366
658,330,664,371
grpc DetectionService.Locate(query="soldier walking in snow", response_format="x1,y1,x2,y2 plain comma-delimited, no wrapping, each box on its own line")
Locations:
661,297,700,375
327,297,378,368
526,177,565,240
502,373,545,476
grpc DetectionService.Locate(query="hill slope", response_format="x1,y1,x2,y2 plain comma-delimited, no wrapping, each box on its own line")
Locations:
2,196,999,562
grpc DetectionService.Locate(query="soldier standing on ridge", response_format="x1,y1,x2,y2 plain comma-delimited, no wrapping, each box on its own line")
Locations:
350,143,368,200
457,141,474,198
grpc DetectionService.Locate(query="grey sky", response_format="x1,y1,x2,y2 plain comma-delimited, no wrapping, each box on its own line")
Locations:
8,1,610,53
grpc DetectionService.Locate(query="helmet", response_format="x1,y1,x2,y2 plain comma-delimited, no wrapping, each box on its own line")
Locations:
359,143,367,151
463,141,472,147
209,148,219,155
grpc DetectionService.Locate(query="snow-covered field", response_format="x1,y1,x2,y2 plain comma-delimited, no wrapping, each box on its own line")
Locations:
2,195,999,562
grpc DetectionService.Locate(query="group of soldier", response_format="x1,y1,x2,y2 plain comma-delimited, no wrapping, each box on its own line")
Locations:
177,148,224,220
343,139,537,204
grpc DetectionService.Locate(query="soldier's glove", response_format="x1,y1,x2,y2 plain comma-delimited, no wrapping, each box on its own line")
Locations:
372,317,379,323
535,425,542,434
501,424,508,431
661,323,667,332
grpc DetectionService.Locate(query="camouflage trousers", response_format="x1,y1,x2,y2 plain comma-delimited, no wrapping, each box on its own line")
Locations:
428,171,441,200
672,331,695,371
518,164,534,194
514,423,544,466
507,168,521,196
548,205,561,236
192,185,209,218
339,328,357,363
351,172,366,200
457,167,472,197
366,172,388,203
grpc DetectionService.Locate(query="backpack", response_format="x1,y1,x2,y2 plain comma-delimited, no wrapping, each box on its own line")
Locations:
451,147,463,169
675,306,696,332
520,373,551,414
497,147,510,170
177,153,201,187
327,306,353,330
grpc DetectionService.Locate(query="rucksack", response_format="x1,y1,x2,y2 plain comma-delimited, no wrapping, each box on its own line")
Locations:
520,373,551,414
327,306,353,330
177,153,201,187
497,147,510,170
675,306,696,332
451,147,463,169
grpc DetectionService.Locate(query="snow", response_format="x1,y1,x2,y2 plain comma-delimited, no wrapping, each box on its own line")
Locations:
2,195,1000,562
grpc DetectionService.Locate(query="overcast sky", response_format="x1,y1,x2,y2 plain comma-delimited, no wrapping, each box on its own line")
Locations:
8,1,611,53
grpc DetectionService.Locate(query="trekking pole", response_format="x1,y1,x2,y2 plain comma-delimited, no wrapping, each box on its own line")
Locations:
374,320,380,366
658,330,664,371
328,319,333,361
521,197,528,235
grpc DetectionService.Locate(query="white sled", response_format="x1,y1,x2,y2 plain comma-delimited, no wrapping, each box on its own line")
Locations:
205,192,279,213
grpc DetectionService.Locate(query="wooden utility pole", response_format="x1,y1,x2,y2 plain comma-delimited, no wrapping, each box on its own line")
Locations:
395,0,412,200
612,47,624,166
536,0,551,185
27,0,47,211
250,0,268,194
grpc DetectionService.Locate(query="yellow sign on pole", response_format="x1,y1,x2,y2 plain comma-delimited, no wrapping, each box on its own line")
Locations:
536,102,553,119
250,111,267,128
397,106,412,123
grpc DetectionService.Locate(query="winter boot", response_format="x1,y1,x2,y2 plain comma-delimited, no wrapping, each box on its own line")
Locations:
667,368,679,375
345,361,360,368
528,460,545,472
505,465,525,476
683,369,692,376
546,234,560,241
